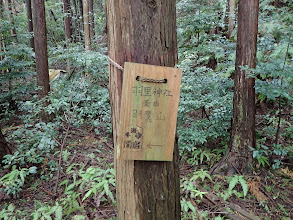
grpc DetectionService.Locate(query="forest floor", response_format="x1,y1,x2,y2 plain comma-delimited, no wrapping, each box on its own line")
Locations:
0,106,292,219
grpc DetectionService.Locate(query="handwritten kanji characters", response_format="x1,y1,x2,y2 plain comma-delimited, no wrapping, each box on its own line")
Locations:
145,110,152,123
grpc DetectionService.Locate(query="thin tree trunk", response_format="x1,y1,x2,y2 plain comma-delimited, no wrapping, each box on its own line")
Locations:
82,0,91,50
89,0,94,39
0,0,3,17
6,0,17,41
227,0,236,38
106,1,180,219
11,0,17,15
26,0,34,50
33,0,50,120
0,129,13,162
0,0,4,73
63,0,72,43
212,0,259,175
71,0,78,42
208,0,217,34
78,0,83,29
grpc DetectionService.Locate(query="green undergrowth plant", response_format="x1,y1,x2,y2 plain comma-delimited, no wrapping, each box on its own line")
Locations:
0,43,35,120
177,4,234,152
0,204,26,220
1,50,112,201
190,168,213,182
48,43,108,83
181,177,208,219
0,165,37,196
31,201,63,220
218,175,248,201
249,141,290,169
0,121,59,197
58,164,115,217
3,122,59,168
186,148,221,168
177,65,233,153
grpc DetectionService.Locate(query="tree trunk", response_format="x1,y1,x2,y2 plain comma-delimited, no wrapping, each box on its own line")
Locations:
208,0,217,34
105,1,180,219
0,0,3,71
82,0,91,50
212,0,259,175
0,129,13,162
6,0,17,41
33,0,50,120
78,0,83,29
227,0,236,38
26,0,34,50
63,0,72,43
88,0,94,39
0,0,3,17
71,0,79,42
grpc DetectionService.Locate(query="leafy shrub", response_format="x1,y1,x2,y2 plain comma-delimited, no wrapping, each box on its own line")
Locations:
177,65,233,152
0,165,37,196
0,43,35,119
59,165,115,217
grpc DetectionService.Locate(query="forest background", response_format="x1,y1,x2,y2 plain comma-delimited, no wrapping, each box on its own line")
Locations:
0,0,292,219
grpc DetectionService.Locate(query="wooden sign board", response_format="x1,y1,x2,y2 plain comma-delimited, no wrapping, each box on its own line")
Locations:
117,62,182,161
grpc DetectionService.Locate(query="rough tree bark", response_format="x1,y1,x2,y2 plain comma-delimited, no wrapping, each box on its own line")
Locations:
82,0,91,50
0,0,3,17
0,0,3,67
105,0,180,219
33,0,50,120
0,129,13,162
78,0,83,29
212,0,259,175
63,0,72,43
88,0,94,39
26,0,34,50
71,0,79,42
6,0,17,41
227,0,236,39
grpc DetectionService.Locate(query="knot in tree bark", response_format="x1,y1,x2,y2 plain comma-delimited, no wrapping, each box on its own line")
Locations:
147,0,157,9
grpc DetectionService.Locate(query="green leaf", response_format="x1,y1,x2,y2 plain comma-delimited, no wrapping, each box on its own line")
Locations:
59,179,69,186
200,152,204,163
7,204,15,212
187,201,196,212
55,206,62,220
107,189,115,203
29,166,38,174
82,190,93,202
33,212,40,220
228,175,239,192
20,171,25,183
238,177,248,197
104,182,110,195
65,183,76,192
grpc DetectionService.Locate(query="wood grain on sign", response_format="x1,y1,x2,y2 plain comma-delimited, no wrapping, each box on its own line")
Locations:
118,62,182,161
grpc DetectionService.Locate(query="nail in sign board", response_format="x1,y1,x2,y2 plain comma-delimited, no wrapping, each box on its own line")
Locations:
118,62,182,161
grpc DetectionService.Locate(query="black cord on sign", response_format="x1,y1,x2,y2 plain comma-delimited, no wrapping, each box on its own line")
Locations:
136,76,167,83
107,56,176,84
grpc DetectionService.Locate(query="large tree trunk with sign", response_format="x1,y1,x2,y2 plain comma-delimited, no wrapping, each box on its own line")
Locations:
211,0,259,175
105,1,180,219
33,0,50,121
